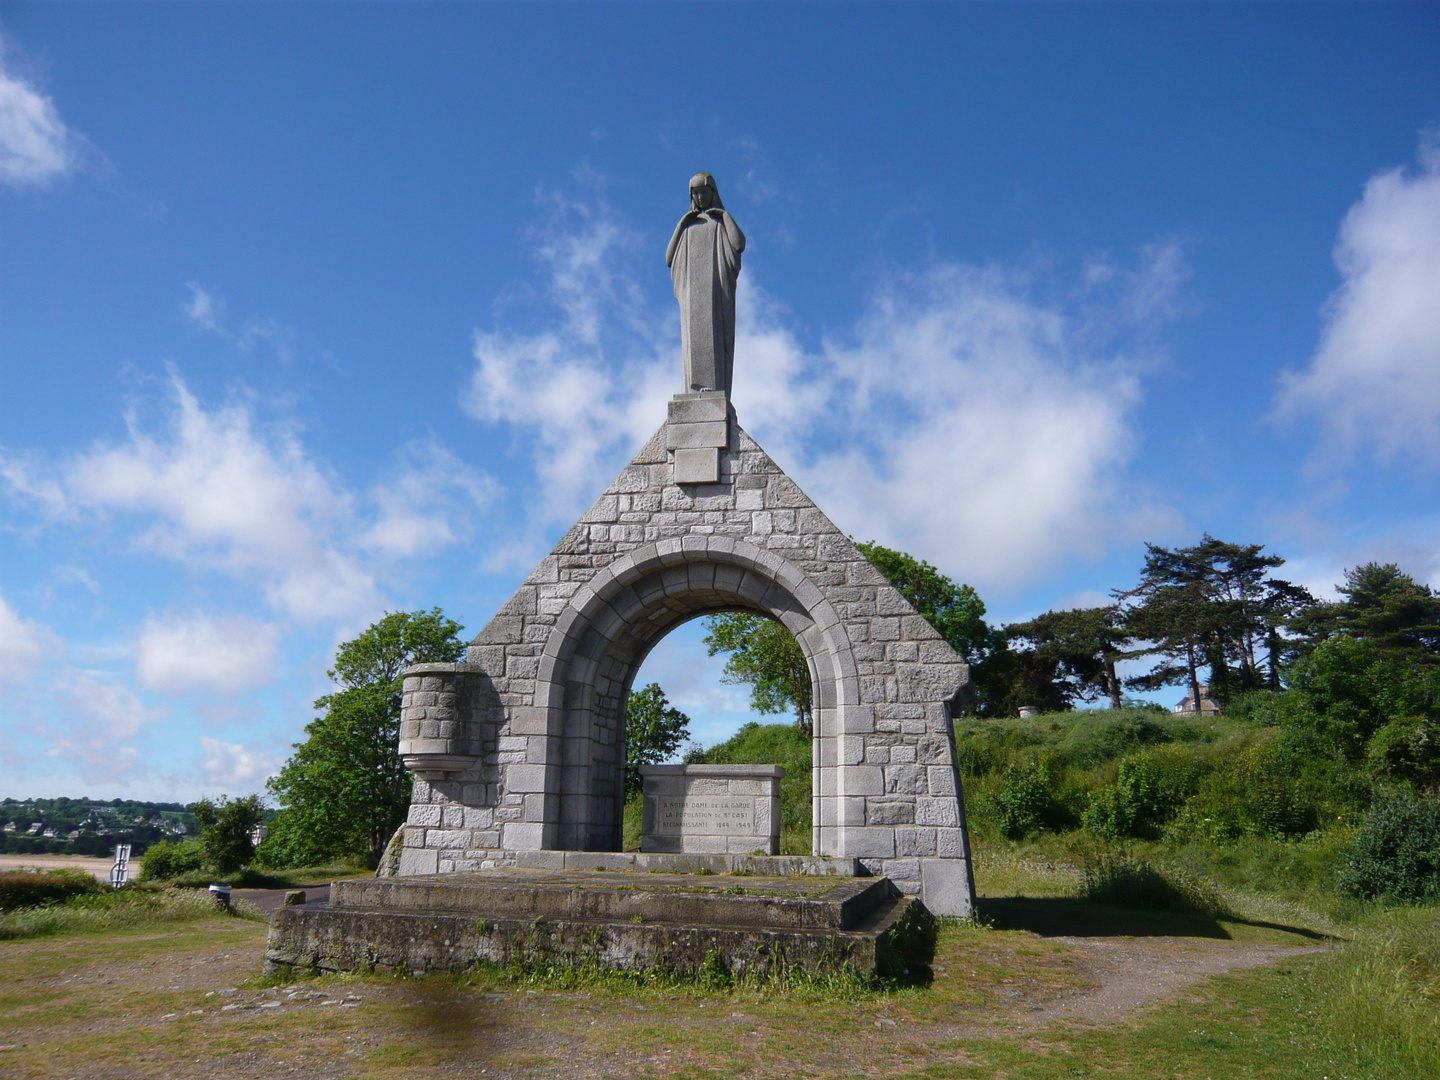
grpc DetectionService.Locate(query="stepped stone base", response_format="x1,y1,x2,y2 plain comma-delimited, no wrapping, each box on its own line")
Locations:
265,868,936,980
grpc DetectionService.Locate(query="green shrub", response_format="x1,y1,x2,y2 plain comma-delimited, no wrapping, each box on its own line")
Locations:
995,760,1054,839
1083,751,1202,840
1287,636,1438,759
1367,715,1440,791
194,794,264,874
1171,734,1335,841
0,869,101,911
1338,794,1440,903
952,731,1014,777
139,838,205,881
1080,852,1229,917
1053,712,1182,767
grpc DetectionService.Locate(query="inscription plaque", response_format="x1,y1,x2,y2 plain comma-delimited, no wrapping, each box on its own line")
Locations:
657,796,755,835
639,763,784,855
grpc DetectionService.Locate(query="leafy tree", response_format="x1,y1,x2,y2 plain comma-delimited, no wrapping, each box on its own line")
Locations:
193,794,264,874
1285,635,1438,759
701,542,999,723
624,683,692,798
1006,606,1131,709
703,613,813,736
970,646,1070,717
262,608,465,867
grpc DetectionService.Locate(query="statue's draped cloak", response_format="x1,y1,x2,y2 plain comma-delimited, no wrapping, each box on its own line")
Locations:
670,212,742,395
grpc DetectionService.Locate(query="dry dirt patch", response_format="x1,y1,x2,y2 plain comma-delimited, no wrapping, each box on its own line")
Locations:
0,913,1326,1079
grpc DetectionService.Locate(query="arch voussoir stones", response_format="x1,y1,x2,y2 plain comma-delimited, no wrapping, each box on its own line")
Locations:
396,416,978,915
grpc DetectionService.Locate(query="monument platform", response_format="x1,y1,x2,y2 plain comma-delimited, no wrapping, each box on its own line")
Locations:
265,867,936,980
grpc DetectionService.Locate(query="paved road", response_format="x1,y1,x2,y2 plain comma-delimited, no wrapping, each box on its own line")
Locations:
233,883,336,913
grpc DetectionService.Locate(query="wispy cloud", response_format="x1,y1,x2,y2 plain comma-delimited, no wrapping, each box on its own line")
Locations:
135,613,280,694
0,372,493,623
1277,130,1440,465
43,667,163,780
0,33,87,188
781,261,1180,588
462,188,676,565
182,283,294,363
0,592,48,683
183,283,228,334
362,440,496,558
199,736,280,790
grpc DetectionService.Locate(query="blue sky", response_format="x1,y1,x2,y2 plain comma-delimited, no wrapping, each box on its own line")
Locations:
1,4,1438,799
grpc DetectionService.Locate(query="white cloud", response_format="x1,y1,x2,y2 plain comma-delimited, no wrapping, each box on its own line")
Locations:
464,188,1179,592
362,440,496,558
183,283,227,333
4,374,381,622
0,36,80,188
38,668,162,782
784,263,1176,588
199,736,279,790
1,372,495,626
0,593,46,683
135,613,280,694
1277,131,1440,464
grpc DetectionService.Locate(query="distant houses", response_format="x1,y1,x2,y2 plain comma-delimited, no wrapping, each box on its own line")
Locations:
1174,684,1222,716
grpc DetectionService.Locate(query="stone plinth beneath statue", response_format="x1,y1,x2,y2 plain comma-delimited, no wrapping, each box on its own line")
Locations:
641,764,783,855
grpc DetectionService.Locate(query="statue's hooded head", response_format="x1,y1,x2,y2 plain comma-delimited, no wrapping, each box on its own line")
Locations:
689,173,724,212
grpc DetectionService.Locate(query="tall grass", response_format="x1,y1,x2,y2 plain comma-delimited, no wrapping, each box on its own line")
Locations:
1310,907,1440,1076
1079,852,1231,917
0,885,263,940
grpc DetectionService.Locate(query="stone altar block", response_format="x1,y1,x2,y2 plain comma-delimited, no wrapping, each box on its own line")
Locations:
641,764,783,855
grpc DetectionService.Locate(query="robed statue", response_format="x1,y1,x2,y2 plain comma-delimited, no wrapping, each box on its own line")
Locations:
666,173,746,397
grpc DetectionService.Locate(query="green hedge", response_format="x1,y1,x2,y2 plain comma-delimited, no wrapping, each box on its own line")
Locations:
139,838,205,881
0,869,102,911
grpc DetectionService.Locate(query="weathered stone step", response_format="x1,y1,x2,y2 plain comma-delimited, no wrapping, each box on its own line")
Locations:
510,850,861,877
266,889,934,980
331,869,894,931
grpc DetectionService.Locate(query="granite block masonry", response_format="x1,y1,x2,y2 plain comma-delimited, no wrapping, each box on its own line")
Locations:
395,405,980,916
641,764,782,855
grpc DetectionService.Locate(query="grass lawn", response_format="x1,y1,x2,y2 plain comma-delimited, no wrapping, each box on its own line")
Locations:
2,876,1434,1079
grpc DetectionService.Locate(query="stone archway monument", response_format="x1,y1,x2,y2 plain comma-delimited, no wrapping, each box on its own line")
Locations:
394,175,977,917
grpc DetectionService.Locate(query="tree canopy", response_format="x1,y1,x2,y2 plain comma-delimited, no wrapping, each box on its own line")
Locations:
624,683,692,798
1295,563,1440,663
1005,606,1130,710
1116,535,1311,708
703,612,813,735
260,608,466,868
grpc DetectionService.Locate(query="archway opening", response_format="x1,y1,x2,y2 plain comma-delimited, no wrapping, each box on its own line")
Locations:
531,541,859,854
625,612,815,854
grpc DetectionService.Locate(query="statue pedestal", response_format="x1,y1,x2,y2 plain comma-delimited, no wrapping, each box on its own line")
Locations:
666,392,730,483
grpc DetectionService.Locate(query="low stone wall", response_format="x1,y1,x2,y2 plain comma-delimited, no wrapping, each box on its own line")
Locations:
640,764,783,855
